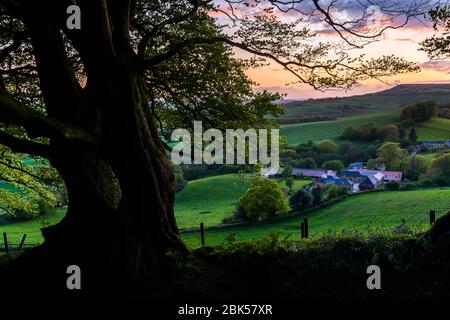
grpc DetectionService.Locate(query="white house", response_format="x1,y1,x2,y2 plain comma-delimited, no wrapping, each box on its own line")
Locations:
261,166,281,178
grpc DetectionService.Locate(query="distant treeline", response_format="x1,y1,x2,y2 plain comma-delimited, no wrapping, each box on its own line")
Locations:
341,101,441,143
277,115,337,125
398,101,438,127
341,123,403,142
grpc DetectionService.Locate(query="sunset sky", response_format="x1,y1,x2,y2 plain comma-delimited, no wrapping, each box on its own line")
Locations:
212,0,450,99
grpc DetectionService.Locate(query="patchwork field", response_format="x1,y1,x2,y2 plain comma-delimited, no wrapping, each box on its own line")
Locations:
280,111,399,144
182,188,450,248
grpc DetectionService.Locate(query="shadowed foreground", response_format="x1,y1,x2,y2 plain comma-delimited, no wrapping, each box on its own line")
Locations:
1,230,450,300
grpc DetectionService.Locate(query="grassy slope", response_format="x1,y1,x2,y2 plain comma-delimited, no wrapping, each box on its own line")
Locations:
0,209,66,245
415,117,450,141
182,188,450,247
174,174,251,228
0,175,312,247
2,184,450,251
174,174,311,229
280,111,398,144
280,113,450,146
282,84,450,119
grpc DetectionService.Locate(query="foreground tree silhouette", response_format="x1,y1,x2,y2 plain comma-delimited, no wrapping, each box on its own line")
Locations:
0,0,425,294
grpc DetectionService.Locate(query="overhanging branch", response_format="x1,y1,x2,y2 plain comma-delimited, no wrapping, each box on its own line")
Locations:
0,130,50,157
0,93,99,147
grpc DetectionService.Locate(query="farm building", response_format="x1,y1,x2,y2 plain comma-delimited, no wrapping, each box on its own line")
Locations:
319,177,360,193
358,172,384,190
261,166,282,178
337,170,385,191
352,169,402,182
292,168,337,180
418,140,450,152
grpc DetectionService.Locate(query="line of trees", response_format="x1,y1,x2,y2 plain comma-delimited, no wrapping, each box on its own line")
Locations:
399,101,438,126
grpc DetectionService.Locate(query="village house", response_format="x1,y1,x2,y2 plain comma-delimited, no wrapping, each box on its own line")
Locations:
318,176,360,193
417,140,450,152
358,172,384,190
261,165,399,193
337,171,384,191
291,168,337,180
261,166,282,178
351,169,402,182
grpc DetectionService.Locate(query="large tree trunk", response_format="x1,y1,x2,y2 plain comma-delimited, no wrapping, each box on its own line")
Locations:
0,64,188,296
0,1,190,296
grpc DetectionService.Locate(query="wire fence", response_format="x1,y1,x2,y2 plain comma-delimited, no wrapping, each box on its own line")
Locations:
1,210,439,253
0,231,41,254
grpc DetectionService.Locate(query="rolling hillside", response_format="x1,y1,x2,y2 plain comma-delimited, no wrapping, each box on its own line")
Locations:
2,179,450,250
0,175,312,246
280,111,398,145
174,174,251,228
279,84,450,145
174,174,311,229
281,84,450,120
182,188,450,247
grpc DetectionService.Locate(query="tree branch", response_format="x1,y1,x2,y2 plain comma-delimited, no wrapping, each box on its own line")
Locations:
0,93,99,146
0,130,50,157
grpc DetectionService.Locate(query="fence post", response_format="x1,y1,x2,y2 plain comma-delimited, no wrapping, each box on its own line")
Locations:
430,210,436,226
300,222,305,239
3,232,8,255
200,222,205,247
18,234,27,252
304,218,309,239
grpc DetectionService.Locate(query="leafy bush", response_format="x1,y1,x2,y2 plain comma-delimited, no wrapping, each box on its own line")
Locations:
321,160,345,171
311,186,324,206
385,181,400,191
316,140,339,154
289,189,313,211
325,184,349,200
239,178,287,221
400,101,438,123
428,153,450,186
285,177,295,192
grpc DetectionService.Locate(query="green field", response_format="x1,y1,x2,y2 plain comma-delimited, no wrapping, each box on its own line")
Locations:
280,111,399,144
0,175,311,247
174,174,311,229
280,111,450,146
280,84,450,145
174,174,251,229
415,117,450,141
277,178,312,191
2,181,450,251
182,188,450,248
281,84,450,120
0,209,66,245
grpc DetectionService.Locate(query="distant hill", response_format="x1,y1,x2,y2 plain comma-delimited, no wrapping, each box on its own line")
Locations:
280,84,450,123
373,84,450,96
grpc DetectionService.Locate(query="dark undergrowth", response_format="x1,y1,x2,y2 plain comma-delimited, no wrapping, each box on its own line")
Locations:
164,232,450,301
1,231,449,300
